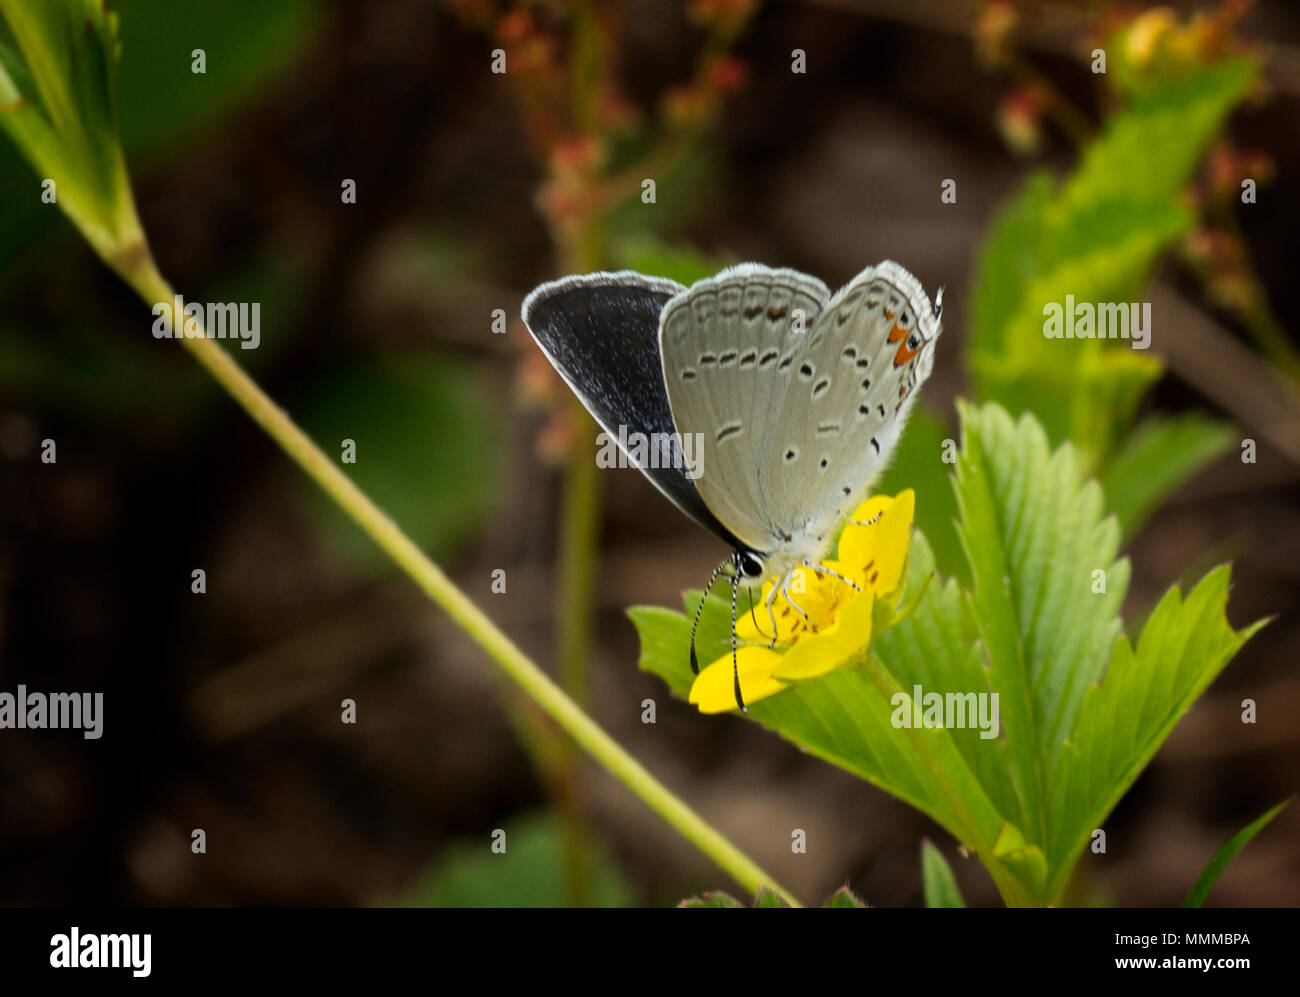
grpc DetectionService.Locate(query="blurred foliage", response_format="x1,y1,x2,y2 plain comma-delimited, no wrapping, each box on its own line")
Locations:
612,232,734,288
634,403,1263,906
968,47,1254,543
0,0,317,271
1100,413,1237,537
921,840,966,908
0,0,142,270
396,812,633,908
679,884,867,907
1183,798,1292,908
295,355,502,572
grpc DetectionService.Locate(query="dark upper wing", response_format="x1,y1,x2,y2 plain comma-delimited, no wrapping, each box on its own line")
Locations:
521,270,735,546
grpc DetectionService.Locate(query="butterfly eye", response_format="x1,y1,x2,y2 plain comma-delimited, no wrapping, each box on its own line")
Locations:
739,552,765,579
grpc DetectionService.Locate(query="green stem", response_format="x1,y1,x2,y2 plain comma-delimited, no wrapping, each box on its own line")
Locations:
122,259,802,908
554,398,602,907
557,400,601,708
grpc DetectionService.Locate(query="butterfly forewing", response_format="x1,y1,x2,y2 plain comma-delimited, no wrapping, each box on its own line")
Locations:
659,265,831,553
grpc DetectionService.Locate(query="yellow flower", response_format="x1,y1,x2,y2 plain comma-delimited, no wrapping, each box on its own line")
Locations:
689,490,916,714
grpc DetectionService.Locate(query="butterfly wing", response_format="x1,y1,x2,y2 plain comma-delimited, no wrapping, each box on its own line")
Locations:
659,264,832,553
521,271,736,545
660,261,941,558
783,260,942,542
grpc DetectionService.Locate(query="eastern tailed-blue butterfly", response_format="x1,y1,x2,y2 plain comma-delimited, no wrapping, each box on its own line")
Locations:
522,262,943,710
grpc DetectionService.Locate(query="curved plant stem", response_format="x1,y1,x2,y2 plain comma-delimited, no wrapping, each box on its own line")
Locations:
121,258,803,909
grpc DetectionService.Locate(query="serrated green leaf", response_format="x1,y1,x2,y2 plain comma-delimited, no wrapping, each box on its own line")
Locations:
1183,798,1292,908
679,891,745,908
1101,414,1236,539
954,401,1128,849
753,885,788,908
921,840,966,908
633,402,1262,907
825,885,869,908
1047,566,1268,899
633,525,1040,904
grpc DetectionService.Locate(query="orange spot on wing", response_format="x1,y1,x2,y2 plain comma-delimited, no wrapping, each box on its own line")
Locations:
886,322,905,342
893,341,919,366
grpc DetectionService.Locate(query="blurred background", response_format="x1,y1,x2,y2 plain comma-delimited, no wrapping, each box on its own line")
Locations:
1,0,1297,907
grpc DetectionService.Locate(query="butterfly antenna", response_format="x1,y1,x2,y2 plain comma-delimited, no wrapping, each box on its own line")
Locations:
689,560,729,675
730,567,746,713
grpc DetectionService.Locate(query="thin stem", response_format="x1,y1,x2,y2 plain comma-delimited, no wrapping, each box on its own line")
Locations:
556,402,602,709
121,259,802,909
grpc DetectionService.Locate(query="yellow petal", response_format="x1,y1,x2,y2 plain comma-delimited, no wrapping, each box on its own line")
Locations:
838,489,915,596
771,589,874,681
689,645,791,714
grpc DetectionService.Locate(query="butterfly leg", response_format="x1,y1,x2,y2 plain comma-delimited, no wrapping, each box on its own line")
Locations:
779,571,816,633
843,509,884,528
762,581,780,649
689,559,731,674
803,559,861,593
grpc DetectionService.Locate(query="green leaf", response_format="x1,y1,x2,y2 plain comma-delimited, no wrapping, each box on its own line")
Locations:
0,0,144,267
1047,566,1268,899
968,54,1256,469
396,812,633,908
633,402,1263,906
679,891,745,908
1101,414,1236,539
0,0,320,273
921,840,966,908
953,401,1128,847
753,885,788,908
612,234,732,288
825,886,869,908
875,404,966,586
1183,798,1292,908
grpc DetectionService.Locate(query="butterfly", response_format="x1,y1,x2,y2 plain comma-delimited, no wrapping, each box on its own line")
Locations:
522,261,942,711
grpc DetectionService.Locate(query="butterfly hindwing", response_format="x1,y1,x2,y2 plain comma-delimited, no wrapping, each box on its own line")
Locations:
784,260,942,542
521,271,735,544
